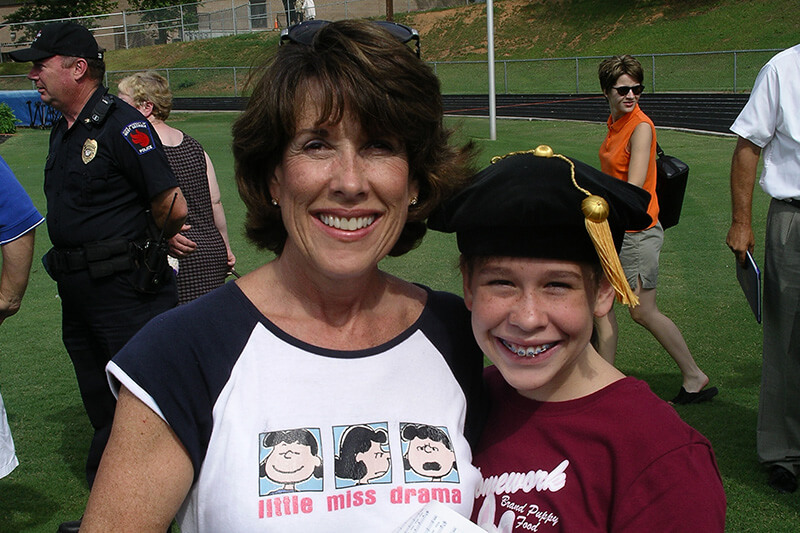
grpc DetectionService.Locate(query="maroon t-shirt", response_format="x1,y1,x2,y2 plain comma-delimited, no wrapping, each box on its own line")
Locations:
471,366,726,532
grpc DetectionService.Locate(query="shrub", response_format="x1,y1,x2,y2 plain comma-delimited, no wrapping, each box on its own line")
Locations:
0,103,17,134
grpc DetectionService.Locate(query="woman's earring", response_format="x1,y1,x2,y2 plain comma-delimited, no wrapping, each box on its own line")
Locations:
409,197,418,206
271,198,279,207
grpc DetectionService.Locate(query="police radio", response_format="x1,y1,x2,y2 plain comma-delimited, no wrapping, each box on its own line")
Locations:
133,192,177,294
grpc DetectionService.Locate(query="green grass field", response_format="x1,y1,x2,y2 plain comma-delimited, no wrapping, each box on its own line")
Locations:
0,111,795,532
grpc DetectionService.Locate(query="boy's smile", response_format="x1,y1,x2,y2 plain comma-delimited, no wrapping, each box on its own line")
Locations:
501,340,556,358
463,256,615,402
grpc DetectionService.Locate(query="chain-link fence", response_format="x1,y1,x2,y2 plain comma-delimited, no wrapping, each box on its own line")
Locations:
0,0,782,96
0,48,782,96
0,0,476,58
430,49,781,95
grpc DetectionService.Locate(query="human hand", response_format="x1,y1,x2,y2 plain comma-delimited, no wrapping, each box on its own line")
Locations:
726,221,755,264
168,225,197,258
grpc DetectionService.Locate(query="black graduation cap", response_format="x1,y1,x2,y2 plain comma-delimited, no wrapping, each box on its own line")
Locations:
428,145,652,306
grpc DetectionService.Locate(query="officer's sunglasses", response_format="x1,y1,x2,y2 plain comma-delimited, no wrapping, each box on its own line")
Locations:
280,19,421,58
612,84,645,96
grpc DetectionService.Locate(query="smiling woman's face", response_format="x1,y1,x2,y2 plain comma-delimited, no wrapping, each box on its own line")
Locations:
269,100,418,281
605,73,643,121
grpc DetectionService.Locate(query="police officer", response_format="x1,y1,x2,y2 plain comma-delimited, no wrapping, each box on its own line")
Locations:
10,22,187,533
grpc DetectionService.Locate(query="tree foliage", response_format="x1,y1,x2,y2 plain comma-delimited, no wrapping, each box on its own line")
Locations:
0,103,17,135
5,0,118,41
129,0,197,8
128,0,199,45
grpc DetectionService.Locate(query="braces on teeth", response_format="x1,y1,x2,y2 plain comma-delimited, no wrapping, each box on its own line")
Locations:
504,341,553,357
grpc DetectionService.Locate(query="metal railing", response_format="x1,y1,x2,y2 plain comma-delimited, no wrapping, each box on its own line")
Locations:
0,0,782,94
429,49,781,95
0,48,781,96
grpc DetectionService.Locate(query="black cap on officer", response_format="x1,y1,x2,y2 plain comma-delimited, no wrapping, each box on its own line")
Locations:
9,21,104,62
428,145,652,305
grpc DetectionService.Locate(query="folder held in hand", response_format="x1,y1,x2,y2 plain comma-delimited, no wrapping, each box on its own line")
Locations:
736,250,761,323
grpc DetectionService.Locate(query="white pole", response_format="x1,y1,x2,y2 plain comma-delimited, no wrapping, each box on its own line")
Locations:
487,0,496,141
122,10,129,50
231,0,237,35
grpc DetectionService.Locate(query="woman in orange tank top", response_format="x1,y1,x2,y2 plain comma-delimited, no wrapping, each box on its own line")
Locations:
595,55,717,405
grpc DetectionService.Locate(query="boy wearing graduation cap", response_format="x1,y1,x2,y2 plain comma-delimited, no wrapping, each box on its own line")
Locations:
428,146,726,532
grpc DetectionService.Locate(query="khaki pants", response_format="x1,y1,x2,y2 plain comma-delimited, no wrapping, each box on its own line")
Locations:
758,199,800,473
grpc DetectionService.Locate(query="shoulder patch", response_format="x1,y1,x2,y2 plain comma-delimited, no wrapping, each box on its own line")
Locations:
121,120,155,155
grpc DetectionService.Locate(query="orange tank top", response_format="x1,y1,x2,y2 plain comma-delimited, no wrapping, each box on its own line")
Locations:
599,105,659,230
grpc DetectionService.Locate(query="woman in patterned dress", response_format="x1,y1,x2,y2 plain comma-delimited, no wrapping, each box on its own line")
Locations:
118,71,236,304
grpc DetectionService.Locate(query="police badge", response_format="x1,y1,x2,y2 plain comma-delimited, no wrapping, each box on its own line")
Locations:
82,138,98,164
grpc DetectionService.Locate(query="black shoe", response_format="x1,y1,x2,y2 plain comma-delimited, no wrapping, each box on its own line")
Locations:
768,465,798,494
57,519,81,533
670,386,718,405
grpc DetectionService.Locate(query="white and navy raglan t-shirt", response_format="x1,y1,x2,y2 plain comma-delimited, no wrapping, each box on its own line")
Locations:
108,281,485,532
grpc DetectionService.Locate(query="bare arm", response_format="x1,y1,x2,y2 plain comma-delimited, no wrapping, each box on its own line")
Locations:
150,186,188,239
205,152,236,268
0,230,35,325
81,386,194,532
626,122,653,188
726,136,762,264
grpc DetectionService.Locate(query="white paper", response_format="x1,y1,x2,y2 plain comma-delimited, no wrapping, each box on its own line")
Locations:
394,501,487,533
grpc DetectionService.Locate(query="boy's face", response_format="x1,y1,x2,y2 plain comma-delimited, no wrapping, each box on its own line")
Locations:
463,256,614,402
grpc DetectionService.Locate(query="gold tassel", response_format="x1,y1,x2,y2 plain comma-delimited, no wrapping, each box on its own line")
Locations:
582,196,639,307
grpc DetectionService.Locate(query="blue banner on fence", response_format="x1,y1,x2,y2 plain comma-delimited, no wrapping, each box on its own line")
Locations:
0,90,60,127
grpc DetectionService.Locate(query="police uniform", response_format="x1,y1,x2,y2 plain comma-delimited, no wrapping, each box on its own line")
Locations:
44,85,179,487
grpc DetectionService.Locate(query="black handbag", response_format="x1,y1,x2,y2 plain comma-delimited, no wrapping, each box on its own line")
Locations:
655,143,689,229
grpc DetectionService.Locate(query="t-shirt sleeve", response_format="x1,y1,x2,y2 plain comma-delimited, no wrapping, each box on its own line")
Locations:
730,63,779,148
611,441,726,532
113,111,179,201
107,284,257,478
421,288,487,449
0,157,44,244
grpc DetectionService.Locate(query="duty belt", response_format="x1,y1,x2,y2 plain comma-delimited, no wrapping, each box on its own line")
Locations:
785,198,800,210
46,238,137,279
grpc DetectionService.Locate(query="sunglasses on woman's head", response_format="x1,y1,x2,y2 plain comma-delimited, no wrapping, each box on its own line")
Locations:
612,84,645,96
280,20,421,58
